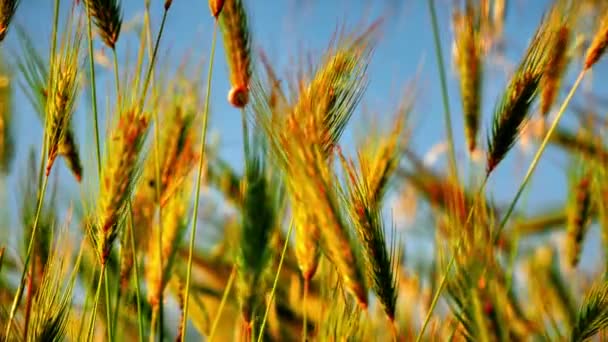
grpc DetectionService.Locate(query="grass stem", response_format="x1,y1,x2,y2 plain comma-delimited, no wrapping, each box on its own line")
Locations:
492,70,586,244
85,0,102,175
112,47,121,109
128,201,145,342
4,174,49,340
257,221,294,342
104,265,113,340
182,21,218,340
208,264,237,341
416,175,489,341
87,262,107,342
428,0,458,181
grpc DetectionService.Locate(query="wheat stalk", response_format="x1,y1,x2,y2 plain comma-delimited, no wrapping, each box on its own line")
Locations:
0,0,19,41
219,0,251,107
453,1,483,152
486,11,555,174
83,0,122,49
584,9,608,70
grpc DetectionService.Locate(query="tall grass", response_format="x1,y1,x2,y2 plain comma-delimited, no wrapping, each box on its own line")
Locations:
2,1,608,341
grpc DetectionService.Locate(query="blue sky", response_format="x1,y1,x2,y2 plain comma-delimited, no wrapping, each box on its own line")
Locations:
2,0,604,270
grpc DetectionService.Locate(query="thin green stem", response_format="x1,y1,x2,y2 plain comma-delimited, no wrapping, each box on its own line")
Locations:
128,201,145,342
208,265,237,341
111,266,122,337
4,175,49,340
104,266,113,341
182,22,218,340
257,221,294,342
77,278,93,341
241,108,250,169
428,0,458,181
138,8,169,110
85,0,102,175
112,47,121,109
416,175,489,342
87,263,107,342
492,70,586,245
138,7,170,340
21,250,35,341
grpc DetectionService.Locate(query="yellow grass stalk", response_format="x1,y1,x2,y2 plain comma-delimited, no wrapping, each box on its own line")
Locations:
486,10,555,174
94,108,149,264
145,186,189,308
45,17,83,177
0,0,19,41
566,169,592,268
340,110,407,323
453,1,483,152
584,9,608,70
83,0,123,49
219,0,251,107
540,4,572,117
209,0,225,18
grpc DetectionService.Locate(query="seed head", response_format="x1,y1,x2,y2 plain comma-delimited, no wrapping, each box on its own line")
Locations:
209,0,225,18
0,0,19,42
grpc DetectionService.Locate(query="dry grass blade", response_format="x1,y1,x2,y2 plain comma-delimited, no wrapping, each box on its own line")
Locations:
571,281,608,342
219,0,251,107
0,0,19,41
83,0,123,49
453,1,484,152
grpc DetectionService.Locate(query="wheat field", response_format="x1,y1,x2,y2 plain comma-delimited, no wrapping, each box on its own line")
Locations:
1,0,608,341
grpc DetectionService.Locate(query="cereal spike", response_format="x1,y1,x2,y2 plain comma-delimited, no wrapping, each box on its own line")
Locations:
57,128,83,182
0,0,19,41
293,205,320,280
339,112,405,321
237,145,277,327
45,14,83,177
540,3,572,117
209,0,225,18
453,1,483,152
486,12,553,174
584,10,608,70
96,109,149,263
566,171,592,268
219,0,251,107
541,25,570,117
84,0,123,49
145,187,189,308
